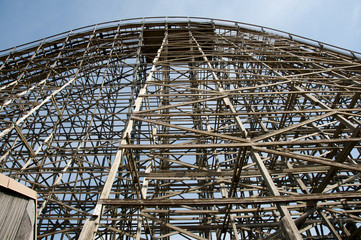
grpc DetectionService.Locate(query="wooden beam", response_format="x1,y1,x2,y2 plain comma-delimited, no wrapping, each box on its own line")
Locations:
130,115,249,143
98,191,361,207
140,212,207,240
115,137,361,150
253,146,361,172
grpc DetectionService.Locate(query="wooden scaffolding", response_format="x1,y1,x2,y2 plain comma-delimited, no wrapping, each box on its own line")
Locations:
1,17,361,239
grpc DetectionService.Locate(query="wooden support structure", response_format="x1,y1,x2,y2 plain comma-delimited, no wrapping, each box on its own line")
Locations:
0,17,361,239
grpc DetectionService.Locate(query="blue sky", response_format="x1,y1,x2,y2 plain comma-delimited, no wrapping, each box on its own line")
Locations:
0,0,360,53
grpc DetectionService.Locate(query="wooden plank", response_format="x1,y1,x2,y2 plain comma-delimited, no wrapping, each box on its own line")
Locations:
294,85,357,130
98,191,361,207
252,111,336,142
14,125,36,157
116,138,361,149
139,165,330,178
131,115,249,143
318,210,342,240
253,146,361,172
136,95,226,114
140,212,207,240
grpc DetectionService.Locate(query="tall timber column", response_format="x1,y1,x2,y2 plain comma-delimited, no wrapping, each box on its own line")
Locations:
79,29,169,240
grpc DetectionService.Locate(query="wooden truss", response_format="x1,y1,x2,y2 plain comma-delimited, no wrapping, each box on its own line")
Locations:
1,17,361,239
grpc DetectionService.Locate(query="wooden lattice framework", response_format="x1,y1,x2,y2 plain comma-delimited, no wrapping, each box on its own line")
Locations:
1,17,361,239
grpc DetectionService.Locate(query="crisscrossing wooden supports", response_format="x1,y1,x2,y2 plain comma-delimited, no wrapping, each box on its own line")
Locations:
0,17,361,239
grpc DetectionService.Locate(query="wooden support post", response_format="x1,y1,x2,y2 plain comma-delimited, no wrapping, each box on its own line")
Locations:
79,28,169,240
